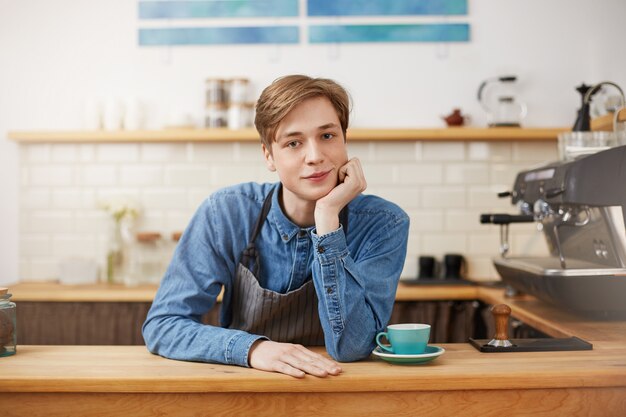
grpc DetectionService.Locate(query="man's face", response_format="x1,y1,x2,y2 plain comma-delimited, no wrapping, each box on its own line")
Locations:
263,96,348,207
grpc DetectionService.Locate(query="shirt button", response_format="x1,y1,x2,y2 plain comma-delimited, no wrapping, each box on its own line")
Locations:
318,246,325,254
326,287,333,294
282,234,288,241
298,230,307,238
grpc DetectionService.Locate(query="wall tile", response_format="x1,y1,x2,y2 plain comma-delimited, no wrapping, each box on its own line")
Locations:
360,162,395,185
236,142,265,162
402,233,421,278
79,144,96,162
422,142,465,161
135,211,165,233
490,162,535,185
166,211,195,232
406,209,444,232
420,232,467,255
20,188,51,209
29,258,59,281
142,189,189,210
52,235,97,258
97,144,140,162
466,257,499,281
512,142,558,162
120,165,164,186
29,165,74,186
372,142,418,161
74,211,108,233
467,185,513,209
346,142,373,162
166,165,211,186
80,165,117,186
467,232,501,255
445,209,486,232
23,211,73,234
367,186,420,209
421,186,465,208
51,144,78,162
52,188,96,209
188,188,212,209
468,142,511,161
21,144,50,163
141,143,188,162
445,163,489,184
397,163,443,184
211,164,260,186
192,143,236,162
20,235,50,257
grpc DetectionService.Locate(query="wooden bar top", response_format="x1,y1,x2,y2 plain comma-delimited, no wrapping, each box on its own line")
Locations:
2,342,625,394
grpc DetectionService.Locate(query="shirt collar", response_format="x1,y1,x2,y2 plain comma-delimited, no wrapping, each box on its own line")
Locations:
267,183,314,242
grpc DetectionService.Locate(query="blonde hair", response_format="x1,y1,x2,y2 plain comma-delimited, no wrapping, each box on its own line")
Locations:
254,75,351,151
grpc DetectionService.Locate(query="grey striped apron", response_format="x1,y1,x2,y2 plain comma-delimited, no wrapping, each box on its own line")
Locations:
228,188,348,346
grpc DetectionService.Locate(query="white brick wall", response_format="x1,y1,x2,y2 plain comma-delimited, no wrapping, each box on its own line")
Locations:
17,141,556,282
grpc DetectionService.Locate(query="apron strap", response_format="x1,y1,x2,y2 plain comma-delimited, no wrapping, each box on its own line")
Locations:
240,188,274,274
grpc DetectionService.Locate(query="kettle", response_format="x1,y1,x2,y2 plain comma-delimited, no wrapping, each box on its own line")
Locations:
477,76,527,127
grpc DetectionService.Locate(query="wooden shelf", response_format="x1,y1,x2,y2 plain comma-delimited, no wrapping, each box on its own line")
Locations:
7,127,567,143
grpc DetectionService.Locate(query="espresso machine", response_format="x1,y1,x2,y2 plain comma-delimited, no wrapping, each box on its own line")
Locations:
481,145,626,317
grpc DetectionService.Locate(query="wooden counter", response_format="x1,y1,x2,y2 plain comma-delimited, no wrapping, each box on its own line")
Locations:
2,286,626,416
1,341,624,416
8,280,479,302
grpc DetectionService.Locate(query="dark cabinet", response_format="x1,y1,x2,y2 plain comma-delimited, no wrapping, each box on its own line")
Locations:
17,300,489,345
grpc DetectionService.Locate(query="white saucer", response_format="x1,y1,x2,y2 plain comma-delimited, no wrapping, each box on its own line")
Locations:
372,345,445,364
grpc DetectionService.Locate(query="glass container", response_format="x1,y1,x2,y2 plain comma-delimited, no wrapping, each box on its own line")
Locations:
229,78,249,103
134,232,165,285
0,288,16,357
205,104,228,128
205,78,227,104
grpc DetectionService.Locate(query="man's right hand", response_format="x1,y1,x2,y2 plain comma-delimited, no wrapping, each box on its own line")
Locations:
248,340,342,378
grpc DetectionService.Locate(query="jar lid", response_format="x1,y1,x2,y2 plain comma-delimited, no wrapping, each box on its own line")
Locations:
0,288,7,295
136,232,162,242
205,78,225,83
230,78,249,83
172,231,183,242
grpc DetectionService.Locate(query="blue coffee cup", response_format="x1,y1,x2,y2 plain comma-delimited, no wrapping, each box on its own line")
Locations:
376,323,431,354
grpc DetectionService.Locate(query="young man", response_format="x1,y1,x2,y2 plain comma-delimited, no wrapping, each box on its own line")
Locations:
143,75,409,378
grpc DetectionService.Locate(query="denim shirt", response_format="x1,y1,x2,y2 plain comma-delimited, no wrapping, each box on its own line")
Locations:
143,182,409,367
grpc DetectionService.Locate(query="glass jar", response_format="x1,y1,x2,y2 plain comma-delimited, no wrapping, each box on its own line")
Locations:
227,102,254,129
0,288,16,357
205,78,227,104
134,232,165,285
229,78,249,103
205,104,228,128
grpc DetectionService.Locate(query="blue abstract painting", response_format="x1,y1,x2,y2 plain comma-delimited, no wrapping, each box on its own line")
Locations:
308,0,467,16
309,24,470,43
139,0,299,19
139,26,299,45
